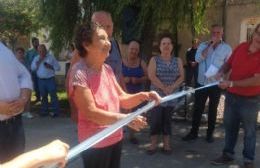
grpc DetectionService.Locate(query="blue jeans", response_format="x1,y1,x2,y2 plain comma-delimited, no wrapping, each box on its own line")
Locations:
38,77,59,115
223,92,259,162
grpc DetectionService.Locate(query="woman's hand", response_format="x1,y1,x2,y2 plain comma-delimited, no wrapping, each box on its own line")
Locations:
128,115,147,131
144,91,161,105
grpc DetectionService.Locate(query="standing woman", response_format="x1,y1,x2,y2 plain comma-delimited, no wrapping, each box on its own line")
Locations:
122,40,148,144
68,23,161,168
147,33,184,154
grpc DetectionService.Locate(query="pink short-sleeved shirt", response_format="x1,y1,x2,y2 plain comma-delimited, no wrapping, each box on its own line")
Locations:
69,60,122,148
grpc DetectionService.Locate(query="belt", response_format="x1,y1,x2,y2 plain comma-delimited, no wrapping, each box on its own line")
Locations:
0,114,21,125
38,77,54,80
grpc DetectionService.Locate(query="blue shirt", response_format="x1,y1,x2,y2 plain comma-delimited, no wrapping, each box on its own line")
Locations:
0,42,33,120
25,48,38,70
105,39,122,80
195,41,232,85
31,53,61,79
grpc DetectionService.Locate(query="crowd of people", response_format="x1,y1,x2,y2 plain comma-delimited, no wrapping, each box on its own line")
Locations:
0,9,259,168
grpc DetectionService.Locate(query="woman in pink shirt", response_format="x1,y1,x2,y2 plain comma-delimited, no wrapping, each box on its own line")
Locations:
68,23,161,168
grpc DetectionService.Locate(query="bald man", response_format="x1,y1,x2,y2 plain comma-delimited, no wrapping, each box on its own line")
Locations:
91,11,125,89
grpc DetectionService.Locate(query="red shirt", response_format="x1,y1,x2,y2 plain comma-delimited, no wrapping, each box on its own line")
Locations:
227,42,260,96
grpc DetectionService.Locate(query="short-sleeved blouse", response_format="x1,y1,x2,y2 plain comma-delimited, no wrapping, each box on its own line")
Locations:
69,60,122,148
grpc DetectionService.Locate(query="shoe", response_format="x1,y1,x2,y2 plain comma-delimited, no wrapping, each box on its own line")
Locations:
182,132,198,141
244,162,254,168
129,137,139,145
206,136,214,143
211,153,234,165
22,112,34,119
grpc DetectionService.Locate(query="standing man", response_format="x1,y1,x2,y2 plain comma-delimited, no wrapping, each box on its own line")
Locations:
212,23,260,168
91,11,125,89
185,38,199,87
25,37,41,103
15,47,33,119
31,44,61,117
0,42,32,163
182,24,232,143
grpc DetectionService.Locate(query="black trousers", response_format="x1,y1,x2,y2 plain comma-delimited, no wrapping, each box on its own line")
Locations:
185,67,198,87
0,114,25,163
150,106,173,135
81,140,122,168
191,83,221,136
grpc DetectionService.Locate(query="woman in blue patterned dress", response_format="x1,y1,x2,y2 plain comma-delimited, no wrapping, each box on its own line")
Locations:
147,33,184,155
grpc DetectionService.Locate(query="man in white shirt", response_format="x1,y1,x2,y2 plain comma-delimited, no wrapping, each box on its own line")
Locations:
0,42,33,163
182,24,232,143
31,44,61,117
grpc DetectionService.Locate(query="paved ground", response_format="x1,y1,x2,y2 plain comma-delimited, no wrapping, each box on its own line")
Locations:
23,114,260,168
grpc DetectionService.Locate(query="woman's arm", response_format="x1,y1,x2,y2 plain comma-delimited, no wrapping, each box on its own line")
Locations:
169,58,185,91
147,57,165,90
73,85,126,125
74,85,150,131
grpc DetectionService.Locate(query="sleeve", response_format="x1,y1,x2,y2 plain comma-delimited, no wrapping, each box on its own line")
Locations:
195,43,207,63
68,66,90,98
224,45,232,62
50,55,61,71
71,69,90,88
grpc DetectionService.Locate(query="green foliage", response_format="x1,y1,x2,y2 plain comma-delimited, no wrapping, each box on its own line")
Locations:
0,0,41,49
40,0,80,55
39,0,211,55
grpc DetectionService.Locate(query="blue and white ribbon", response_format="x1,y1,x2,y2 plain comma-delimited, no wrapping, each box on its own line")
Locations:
44,81,219,168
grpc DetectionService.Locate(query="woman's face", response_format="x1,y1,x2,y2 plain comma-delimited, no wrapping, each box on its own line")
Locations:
127,41,140,59
159,37,173,55
86,28,111,60
252,26,260,49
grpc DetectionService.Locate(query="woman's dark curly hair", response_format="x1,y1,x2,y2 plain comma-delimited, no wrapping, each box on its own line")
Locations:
74,22,103,58
158,32,174,54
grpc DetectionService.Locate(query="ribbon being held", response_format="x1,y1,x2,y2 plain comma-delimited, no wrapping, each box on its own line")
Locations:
43,81,219,168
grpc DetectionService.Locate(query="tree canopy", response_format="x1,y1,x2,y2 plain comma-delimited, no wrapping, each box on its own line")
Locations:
0,0,41,49
39,0,212,56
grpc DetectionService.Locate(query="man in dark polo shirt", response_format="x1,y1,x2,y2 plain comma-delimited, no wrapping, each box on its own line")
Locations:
212,23,260,168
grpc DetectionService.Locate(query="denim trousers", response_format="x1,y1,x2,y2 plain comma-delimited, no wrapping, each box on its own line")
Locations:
223,92,260,162
38,77,59,115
